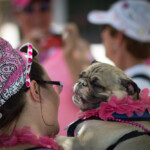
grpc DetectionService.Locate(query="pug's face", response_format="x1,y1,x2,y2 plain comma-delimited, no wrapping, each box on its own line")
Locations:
73,62,140,111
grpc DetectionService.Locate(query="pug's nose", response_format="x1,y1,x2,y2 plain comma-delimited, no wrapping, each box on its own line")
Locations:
78,80,87,87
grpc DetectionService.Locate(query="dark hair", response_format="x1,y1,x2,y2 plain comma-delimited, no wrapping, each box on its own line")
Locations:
102,25,150,59
30,0,51,5
0,59,45,129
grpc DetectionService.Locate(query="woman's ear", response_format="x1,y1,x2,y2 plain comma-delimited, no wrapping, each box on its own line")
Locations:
29,80,41,103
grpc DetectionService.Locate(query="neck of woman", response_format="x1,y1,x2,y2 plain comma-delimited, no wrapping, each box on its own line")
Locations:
114,47,145,70
1,116,54,137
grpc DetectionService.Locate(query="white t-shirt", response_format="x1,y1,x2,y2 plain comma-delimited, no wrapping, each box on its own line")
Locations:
125,64,150,92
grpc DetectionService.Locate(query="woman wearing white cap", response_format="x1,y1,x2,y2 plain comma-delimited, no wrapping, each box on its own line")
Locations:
88,0,150,91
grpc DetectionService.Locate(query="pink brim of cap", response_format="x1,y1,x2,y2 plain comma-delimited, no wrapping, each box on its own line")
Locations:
12,0,31,9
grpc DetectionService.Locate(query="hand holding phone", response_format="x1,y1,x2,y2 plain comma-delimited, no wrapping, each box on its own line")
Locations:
41,34,62,50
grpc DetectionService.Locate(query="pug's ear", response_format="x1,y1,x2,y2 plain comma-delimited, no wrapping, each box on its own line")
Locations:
121,79,141,99
91,60,99,64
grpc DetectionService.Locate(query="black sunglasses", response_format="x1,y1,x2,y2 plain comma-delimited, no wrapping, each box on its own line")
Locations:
23,2,51,13
36,80,63,94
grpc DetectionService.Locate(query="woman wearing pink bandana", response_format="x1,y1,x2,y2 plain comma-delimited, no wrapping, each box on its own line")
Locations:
0,37,63,149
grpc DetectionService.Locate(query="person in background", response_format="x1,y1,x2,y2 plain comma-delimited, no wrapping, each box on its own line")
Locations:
88,0,150,91
12,0,93,135
0,37,63,150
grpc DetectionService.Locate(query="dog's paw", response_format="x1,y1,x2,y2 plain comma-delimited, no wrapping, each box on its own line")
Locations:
55,136,74,150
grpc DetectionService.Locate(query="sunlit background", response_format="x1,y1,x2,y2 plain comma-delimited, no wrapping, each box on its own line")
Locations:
0,0,117,65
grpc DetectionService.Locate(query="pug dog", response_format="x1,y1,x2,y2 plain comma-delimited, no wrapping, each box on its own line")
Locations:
55,62,150,150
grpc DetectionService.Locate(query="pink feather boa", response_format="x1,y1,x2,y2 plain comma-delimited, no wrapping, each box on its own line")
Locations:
0,126,59,149
78,88,150,121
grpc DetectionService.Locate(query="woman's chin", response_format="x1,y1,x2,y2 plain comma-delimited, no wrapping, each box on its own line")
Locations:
48,122,60,136
54,122,60,135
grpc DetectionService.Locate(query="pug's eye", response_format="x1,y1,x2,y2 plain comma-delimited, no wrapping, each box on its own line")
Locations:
91,77,105,90
93,83,105,90
79,72,86,78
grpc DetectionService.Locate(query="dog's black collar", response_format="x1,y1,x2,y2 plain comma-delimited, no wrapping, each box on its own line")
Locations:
66,110,150,137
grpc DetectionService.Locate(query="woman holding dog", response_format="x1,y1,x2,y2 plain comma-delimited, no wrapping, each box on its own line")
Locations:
0,37,63,150
88,0,150,91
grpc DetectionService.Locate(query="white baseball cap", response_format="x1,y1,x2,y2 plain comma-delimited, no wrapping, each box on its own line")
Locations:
87,0,150,42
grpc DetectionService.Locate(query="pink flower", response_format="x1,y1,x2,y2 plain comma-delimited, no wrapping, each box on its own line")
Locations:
8,130,18,146
38,136,59,150
78,110,99,119
79,89,150,121
19,126,37,145
0,126,59,150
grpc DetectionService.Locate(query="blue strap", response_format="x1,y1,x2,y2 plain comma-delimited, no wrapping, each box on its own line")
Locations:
113,111,150,121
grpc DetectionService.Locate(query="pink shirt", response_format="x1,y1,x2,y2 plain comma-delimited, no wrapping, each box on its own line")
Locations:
146,58,150,65
42,48,79,135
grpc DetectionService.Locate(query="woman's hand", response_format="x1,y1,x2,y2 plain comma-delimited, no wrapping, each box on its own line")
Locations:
62,23,93,82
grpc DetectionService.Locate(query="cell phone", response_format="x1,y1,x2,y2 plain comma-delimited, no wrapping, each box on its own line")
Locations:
41,34,62,50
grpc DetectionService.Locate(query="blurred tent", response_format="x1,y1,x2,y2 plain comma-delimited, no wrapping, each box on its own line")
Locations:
68,0,118,43
0,0,117,64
